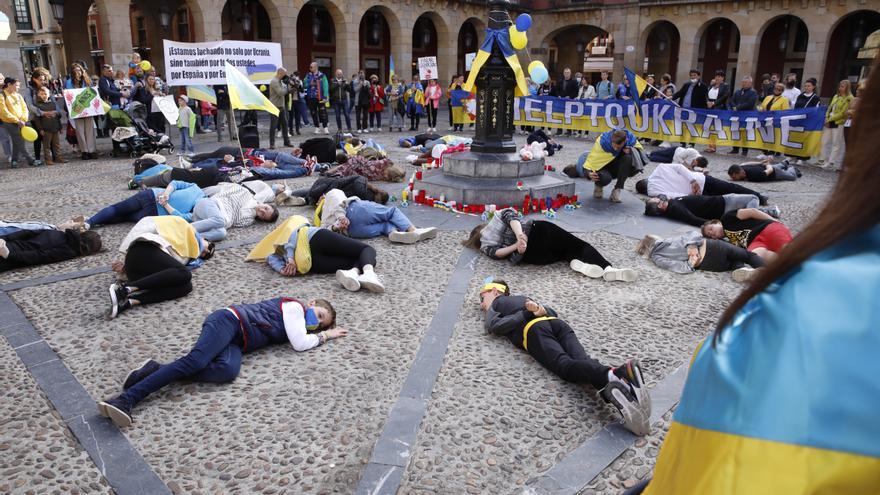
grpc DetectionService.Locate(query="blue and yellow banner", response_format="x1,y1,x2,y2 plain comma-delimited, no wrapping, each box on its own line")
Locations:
512,96,824,157
463,28,529,97
450,89,476,124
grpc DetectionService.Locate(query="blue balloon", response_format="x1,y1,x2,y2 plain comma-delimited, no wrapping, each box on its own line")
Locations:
515,14,532,32
530,65,548,84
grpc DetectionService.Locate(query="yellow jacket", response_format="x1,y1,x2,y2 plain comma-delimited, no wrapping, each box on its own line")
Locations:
0,91,28,124
760,95,790,111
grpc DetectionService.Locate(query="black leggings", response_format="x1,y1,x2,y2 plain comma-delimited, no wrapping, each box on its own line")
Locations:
703,176,764,202
124,242,193,305
426,106,438,128
409,112,421,130
698,239,765,272
188,146,240,163
369,111,382,129
527,319,609,389
308,229,377,273
356,105,369,130
521,221,611,267
596,153,636,190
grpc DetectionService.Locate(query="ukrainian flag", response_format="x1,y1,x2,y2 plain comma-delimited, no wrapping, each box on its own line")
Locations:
186,85,217,105
246,63,278,84
389,55,395,83
463,27,529,97
644,231,880,495
624,67,649,105
225,61,279,116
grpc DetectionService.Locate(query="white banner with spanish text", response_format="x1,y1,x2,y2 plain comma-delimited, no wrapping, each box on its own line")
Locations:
163,40,283,87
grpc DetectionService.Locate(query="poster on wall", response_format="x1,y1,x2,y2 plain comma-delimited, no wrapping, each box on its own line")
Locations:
163,39,283,86
465,52,476,71
418,56,438,81
62,87,106,119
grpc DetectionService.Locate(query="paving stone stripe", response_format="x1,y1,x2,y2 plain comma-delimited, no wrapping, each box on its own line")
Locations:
0,290,171,495
525,364,689,494
355,248,479,495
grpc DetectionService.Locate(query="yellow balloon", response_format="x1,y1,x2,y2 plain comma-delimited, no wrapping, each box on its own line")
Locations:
528,61,544,73
509,26,528,50
21,126,38,142
259,85,267,91
139,60,152,71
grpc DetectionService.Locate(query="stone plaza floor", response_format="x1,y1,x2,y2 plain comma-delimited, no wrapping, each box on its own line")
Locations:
0,119,837,494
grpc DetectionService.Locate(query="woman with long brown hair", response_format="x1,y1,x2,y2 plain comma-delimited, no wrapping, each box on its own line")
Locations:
64,63,98,160
630,60,880,495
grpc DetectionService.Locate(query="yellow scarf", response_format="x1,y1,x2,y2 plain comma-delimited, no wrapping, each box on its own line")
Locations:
246,216,313,274
153,216,200,260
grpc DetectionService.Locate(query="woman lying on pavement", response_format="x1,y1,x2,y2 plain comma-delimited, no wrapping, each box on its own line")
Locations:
701,208,793,263
0,226,102,272
278,175,389,207
636,231,764,282
190,182,280,242
247,215,386,293
318,188,437,244
644,194,780,227
108,215,215,318
97,296,345,427
463,208,638,282
479,279,651,435
83,180,205,229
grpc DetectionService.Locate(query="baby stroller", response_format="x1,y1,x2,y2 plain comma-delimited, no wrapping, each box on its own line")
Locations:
110,101,174,158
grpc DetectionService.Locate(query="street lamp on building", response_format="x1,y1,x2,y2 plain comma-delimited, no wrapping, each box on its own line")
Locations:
312,13,321,38
241,0,252,35
48,0,64,25
158,4,172,31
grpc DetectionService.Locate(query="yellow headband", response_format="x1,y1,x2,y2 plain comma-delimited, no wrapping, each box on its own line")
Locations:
480,283,507,294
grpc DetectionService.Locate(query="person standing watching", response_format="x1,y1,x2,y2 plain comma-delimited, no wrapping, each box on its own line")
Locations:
673,69,708,148
212,84,237,142
727,76,758,157
267,67,291,149
781,72,801,108
596,71,614,99
330,69,352,133
818,80,852,171
64,63,98,160
0,77,41,167
304,62,330,135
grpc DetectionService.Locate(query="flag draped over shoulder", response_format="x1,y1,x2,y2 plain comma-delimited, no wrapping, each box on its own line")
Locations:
186,85,217,105
225,61,279,116
464,28,529,97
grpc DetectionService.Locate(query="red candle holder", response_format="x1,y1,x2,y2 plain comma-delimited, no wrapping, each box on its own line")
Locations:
416,171,423,180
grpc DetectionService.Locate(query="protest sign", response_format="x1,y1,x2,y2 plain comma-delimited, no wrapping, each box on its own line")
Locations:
465,53,476,71
151,95,180,125
418,57,438,81
63,87,106,119
163,40,283,86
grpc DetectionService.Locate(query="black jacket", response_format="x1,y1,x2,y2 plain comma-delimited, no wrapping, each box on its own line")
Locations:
300,137,338,163
214,85,231,110
329,78,349,103
794,92,820,109
554,78,579,99
729,88,758,111
663,195,727,227
673,81,709,109
0,229,84,272
710,83,730,109
485,294,558,349
307,175,374,205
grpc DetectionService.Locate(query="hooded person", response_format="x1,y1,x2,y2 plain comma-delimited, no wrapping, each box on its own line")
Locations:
564,129,647,203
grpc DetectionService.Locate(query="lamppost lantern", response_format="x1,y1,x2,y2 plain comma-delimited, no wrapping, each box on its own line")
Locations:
312,14,321,38
48,0,64,25
464,31,474,49
853,18,866,50
158,4,172,31
658,33,667,52
371,13,381,45
422,26,431,47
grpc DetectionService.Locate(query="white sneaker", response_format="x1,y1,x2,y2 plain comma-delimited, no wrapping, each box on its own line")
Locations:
406,154,419,164
335,268,361,291
603,266,638,282
323,127,330,134
732,267,759,283
415,227,438,242
570,259,604,278
389,227,438,244
756,154,769,160
357,270,385,293
314,128,321,134
363,129,370,134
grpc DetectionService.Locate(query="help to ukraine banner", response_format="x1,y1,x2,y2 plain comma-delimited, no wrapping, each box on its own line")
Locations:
509,96,823,157
450,89,476,125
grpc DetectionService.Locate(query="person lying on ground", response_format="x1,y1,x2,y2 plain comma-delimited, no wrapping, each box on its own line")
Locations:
644,194,780,227
463,208,638,282
0,228,102,272
526,129,563,156
647,145,708,172
727,159,801,182
96,296,345,427
83,180,205,229
134,163,227,189
635,163,768,204
247,215,386,293
190,183,279,241
279,175,389,207
322,155,405,182
701,208,793,263
180,147,326,180
636,231,763,282
562,129,648,203
479,279,651,436
0,219,87,236
108,215,215,318
318,188,437,244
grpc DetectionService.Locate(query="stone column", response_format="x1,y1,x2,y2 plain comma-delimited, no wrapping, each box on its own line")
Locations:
335,14,359,76
802,24,830,83
61,0,93,73
735,28,759,85
191,0,222,42
271,3,300,71
618,6,644,80
97,0,134,68
676,25,699,84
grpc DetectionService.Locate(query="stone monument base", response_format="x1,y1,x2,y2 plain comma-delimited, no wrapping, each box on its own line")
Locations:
414,151,575,206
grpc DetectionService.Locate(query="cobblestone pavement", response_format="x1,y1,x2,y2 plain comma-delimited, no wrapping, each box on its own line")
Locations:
0,118,837,494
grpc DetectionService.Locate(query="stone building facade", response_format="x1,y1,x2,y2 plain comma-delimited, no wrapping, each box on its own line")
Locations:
2,0,877,97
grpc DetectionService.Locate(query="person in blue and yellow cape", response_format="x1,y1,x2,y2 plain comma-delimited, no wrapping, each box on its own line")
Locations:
563,129,648,204
478,279,651,436
629,61,880,495
97,295,346,427
246,215,386,293
404,82,425,132
108,215,215,318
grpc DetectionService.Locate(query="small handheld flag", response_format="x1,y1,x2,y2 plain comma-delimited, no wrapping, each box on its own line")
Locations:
389,55,395,82
624,67,649,106
186,85,217,105
225,61,279,116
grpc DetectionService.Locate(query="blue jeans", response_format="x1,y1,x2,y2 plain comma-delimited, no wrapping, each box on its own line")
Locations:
120,310,243,407
346,200,412,238
332,100,351,130
251,166,309,180
295,100,310,125
257,150,306,170
179,128,195,154
88,190,158,226
190,198,227,241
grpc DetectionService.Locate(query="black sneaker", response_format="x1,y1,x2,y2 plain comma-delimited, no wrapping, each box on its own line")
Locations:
97,396,133,427
600,359,651,436
794,167,803,178
109,282,129,319
613,359,651,412
127,180,139,190
122,359,160,390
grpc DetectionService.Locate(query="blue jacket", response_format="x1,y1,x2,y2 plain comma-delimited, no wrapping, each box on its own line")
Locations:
229,297,300,353
150,181,205,222
729,88,758,111
99,76,122,107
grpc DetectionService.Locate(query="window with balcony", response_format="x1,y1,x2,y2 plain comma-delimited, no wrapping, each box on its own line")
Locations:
177,8,190,41
136,16,147,48
89,23,99,50
13,0,33,31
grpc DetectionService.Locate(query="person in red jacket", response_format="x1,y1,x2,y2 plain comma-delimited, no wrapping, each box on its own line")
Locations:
198,99,215,132
368,75,385,132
